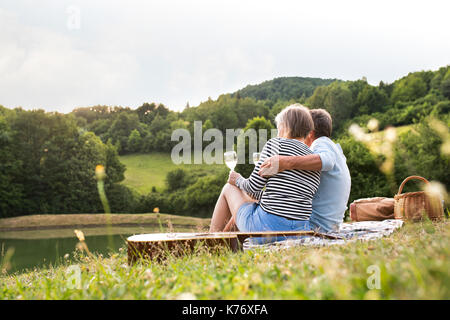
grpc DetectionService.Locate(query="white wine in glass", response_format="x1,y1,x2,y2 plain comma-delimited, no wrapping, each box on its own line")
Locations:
253,152,261,164
224,151,237,171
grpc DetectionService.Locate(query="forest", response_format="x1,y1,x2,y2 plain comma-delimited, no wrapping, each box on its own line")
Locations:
1,66,449,218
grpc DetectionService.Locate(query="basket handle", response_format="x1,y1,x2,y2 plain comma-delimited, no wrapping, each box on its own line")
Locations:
397,175,430,195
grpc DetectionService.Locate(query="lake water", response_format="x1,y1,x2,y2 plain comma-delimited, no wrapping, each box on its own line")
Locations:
0,225,195,274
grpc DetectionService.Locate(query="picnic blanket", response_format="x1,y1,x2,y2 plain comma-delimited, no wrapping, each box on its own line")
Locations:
243,219,404,251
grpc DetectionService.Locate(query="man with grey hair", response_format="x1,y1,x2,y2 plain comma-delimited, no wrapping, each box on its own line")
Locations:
259,108,351,233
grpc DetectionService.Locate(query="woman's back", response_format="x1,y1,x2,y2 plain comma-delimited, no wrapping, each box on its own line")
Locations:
237,137,321,220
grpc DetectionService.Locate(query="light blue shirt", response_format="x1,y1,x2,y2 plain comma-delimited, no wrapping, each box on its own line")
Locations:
309,137,351,233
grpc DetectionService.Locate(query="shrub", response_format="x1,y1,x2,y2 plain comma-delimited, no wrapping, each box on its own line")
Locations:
165,168,189,191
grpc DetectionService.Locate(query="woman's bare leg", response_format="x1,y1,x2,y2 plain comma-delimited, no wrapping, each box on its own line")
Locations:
209,184,254,232
209,186,232,232
223,216,237,232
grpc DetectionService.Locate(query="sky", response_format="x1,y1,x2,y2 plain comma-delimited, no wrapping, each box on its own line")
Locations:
0,0,449,113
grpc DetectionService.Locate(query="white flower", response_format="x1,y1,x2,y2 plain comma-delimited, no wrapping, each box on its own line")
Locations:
384,127,397,143
349,124,364,140
367,119,379,132
74,229,85,242
177,292,197,300
424,181,447,201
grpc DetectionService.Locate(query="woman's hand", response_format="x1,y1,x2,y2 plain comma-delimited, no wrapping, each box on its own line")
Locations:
227,171,242,186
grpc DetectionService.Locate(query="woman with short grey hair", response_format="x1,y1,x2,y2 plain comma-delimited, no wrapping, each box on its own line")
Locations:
209,104,321,234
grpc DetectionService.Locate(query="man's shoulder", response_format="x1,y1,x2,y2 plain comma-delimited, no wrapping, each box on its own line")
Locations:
311,136,335,151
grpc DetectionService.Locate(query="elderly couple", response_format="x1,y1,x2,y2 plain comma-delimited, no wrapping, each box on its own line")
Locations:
210,104,351,236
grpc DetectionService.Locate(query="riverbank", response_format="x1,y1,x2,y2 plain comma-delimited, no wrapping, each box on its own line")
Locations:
0,213,211,232
1,219,449,299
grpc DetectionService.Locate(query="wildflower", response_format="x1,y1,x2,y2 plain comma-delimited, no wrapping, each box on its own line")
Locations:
429,118,449,136
367,119,379,132
144,269,154,280
424,181,448,202
167,220,174,232
426,118,450,157
74,229,92,256
153,207,160,213
441,141,450,156
95,165,106,181
177,292,197,300
348,124,370,142
74,229,85,242
384,127,397,143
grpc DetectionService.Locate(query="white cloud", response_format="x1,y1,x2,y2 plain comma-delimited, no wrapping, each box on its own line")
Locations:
0,7,140,113
167,48,276,108
0,0,449,113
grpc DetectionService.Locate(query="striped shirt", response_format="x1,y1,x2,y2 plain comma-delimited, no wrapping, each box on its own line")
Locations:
236,137,321,220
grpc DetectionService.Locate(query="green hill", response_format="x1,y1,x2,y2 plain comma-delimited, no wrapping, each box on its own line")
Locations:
232,76,338,102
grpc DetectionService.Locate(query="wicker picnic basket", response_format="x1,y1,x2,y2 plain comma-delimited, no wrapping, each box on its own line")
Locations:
394,176,444,221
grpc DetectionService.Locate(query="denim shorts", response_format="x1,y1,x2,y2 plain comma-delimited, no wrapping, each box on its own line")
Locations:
236,202,310,244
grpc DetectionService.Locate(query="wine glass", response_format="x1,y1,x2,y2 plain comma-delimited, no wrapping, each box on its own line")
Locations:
224,151,237,171
252,152,261,165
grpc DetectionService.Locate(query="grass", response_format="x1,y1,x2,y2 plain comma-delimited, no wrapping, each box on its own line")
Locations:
119,152,224,194
1,219,448,299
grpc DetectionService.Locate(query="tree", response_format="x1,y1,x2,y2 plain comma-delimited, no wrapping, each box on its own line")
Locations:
234,76,336,102
104,141,126,184
440,69,450,99
0,109,130,216
323,82,354,130
171,119,190,131
210,104,239,132
44,131,106,213
9,109,71,213
235,116,275,178
391,74,428,104
184,171,227,217
106,112,140,153
136,102,157,124
355,85,389,115
202,119,213,131
307,82,354,133
165,168,188,191
306,86,328,110
0,114,24,217
337,136,391,205
394,116,450,190
306,80,361,131
127,129,142,153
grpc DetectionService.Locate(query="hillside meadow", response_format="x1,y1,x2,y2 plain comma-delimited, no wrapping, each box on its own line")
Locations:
119,153,224,194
